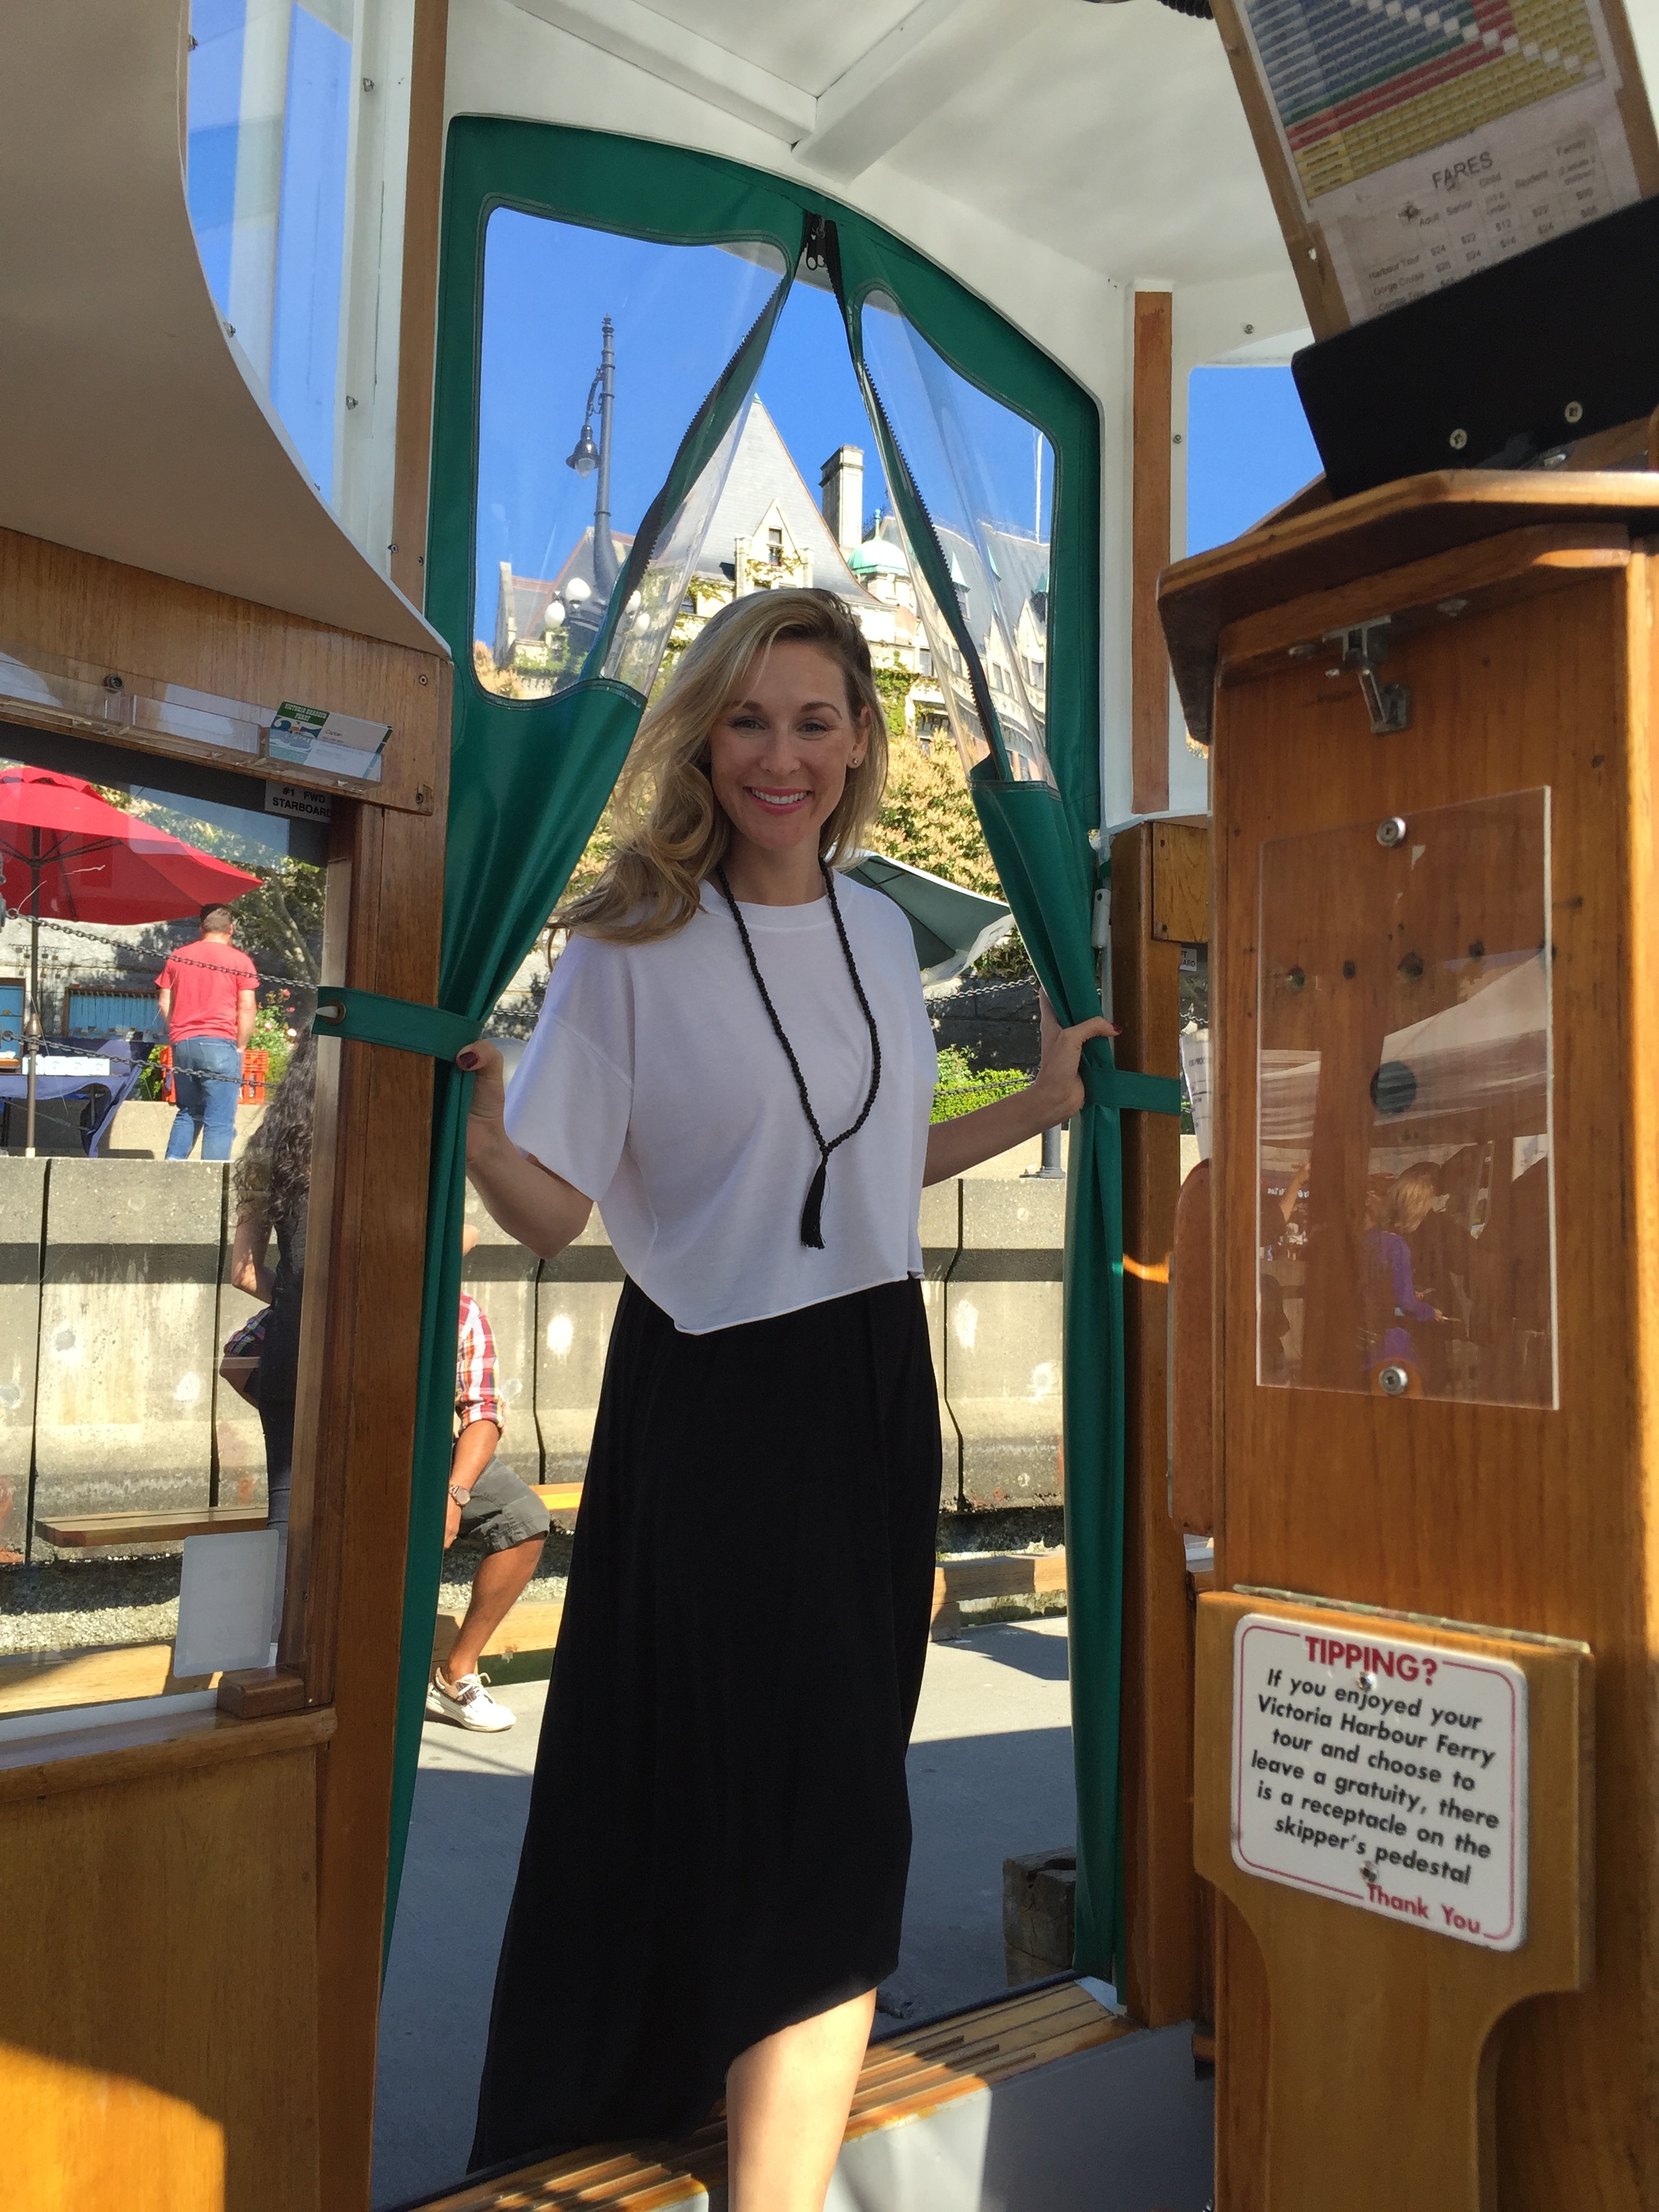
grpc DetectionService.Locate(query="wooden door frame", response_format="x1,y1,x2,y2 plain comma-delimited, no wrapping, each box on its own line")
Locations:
1112,815,1209,2029
0,516,451,2211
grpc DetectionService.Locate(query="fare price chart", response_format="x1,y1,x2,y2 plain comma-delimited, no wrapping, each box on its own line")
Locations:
1236,0,1641,320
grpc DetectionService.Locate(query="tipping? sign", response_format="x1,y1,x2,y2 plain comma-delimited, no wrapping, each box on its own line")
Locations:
1231,1612,1527,1950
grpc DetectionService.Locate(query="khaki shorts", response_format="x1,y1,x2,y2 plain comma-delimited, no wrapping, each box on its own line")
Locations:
457,1458,551,1553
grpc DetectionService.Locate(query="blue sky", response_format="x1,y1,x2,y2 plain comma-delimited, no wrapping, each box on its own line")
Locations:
473,223,1063,636
476,226,1313,635
1186,367,1321,554
476,213,786,628
756,282,890,530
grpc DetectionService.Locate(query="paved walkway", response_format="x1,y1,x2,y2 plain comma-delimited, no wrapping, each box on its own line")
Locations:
371,1616,1075,2209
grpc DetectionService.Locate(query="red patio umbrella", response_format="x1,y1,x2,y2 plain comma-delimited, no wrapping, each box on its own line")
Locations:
0,765,261,1152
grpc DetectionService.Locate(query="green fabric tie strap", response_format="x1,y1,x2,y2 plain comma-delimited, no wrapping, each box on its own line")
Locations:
310,987,480,1063
1094,1068,1183,1117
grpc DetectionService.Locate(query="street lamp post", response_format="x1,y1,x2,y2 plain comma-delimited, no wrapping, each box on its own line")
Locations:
566,315,619,608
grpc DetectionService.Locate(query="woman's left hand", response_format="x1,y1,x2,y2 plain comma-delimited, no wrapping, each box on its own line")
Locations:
1026,991,1120,1126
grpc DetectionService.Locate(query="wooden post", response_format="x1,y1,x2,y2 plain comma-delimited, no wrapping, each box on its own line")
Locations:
1158,476,1659,2208
310,8,453,2204
1132,291,1173,817
1195,1594,1591,2211
1113,819,1204,2025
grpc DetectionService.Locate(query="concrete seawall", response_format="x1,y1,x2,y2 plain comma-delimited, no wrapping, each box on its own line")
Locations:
1,1159,1066,1559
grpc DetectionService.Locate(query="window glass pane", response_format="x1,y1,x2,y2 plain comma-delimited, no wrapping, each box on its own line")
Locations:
476,213,788,703
1257,791,1555,1406
0,736,333,1723
186,0,356,501
857,291,1055,787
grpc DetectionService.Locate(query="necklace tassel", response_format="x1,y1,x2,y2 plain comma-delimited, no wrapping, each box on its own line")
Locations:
800,1156,828,1248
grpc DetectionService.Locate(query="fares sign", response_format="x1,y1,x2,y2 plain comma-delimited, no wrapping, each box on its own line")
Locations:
1231,1612,1527,1950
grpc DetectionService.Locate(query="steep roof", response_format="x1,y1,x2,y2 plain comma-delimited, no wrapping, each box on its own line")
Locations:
695,397,876,605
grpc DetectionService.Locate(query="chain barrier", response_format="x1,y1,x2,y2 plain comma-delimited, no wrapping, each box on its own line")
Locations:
0,910,317,992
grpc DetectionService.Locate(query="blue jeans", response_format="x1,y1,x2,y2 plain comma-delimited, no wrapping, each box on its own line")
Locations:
165,1037,244,1162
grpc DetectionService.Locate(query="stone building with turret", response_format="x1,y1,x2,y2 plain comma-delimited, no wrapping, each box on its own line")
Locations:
486,398,944,729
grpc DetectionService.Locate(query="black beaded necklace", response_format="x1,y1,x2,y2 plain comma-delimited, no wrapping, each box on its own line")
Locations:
713,860,882,1248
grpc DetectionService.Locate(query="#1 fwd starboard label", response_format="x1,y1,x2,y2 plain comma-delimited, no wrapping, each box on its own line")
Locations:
1231,1611,1527,1950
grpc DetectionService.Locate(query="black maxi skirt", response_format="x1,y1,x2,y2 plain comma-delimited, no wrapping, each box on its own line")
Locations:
469,1273,942,2170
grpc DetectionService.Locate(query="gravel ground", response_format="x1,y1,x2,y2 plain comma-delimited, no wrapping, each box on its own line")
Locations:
1,1510,1063,1656
938,1505,1064,1555
0,1554,186,1654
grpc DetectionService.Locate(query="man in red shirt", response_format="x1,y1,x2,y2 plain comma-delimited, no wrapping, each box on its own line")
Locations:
157,903,258,1162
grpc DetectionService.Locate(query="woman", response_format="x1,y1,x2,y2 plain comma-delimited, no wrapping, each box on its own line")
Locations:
1360,1162,1443,1387
229,1035,316,1536
461,589,1111,2209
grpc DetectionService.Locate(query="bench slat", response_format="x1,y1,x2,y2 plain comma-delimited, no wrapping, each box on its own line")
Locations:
407,1982,1132,2210
35,1506,269,1547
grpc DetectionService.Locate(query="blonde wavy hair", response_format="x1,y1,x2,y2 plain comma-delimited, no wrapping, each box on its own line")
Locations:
1378,1164,1439,1235
554,588,888,945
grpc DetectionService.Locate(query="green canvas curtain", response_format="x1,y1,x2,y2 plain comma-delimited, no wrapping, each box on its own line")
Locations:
361,118,1176,1973
821,222,1179,1975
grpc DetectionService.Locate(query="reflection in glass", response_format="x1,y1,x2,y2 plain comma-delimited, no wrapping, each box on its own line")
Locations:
0,756,329,1722
857,291,1055,787
476,213,788,702
1257,791,1554,1406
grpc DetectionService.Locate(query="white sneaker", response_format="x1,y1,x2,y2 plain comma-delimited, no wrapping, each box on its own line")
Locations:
426,1668,515,1732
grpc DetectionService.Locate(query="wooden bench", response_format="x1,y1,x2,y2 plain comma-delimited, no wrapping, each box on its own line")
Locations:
930,1549,1067,1639
532,1482,583,1513
34,1505,269,1548
37,1484,585,1551
411,1979,1133,2211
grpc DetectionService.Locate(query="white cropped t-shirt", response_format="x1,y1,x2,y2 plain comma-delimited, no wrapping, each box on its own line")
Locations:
502,877,936,1334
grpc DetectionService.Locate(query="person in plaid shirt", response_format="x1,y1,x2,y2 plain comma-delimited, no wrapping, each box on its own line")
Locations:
426,1225,550,1733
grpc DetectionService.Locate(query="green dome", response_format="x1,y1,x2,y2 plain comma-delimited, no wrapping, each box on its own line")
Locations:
848,536,908,578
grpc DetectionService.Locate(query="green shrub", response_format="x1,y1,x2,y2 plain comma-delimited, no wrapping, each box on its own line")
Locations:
932,1044,1026,1123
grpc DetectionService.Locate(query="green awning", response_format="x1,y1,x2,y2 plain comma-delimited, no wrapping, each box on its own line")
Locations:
848,849,1012,985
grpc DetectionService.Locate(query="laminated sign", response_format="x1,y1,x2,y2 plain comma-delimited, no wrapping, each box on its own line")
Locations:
1231,1610,1527,1948
267,699,390,783
1216,0,1656,327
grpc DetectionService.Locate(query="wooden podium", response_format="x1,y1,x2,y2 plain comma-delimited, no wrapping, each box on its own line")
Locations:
1158,473,1659,2210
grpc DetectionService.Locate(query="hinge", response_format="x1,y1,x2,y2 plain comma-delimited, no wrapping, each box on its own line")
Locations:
1324,619,1412,736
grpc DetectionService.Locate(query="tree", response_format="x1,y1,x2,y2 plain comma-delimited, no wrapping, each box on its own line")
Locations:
874,729,1001,897
506,718,1031,1015
96,788,324,989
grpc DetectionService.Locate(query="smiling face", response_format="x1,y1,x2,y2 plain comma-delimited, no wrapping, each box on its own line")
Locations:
705,638,870,869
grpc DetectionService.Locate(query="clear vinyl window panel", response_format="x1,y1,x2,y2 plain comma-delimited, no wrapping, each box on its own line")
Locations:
476,211,787,703
188,0,356,500
1257,790,1555,1407
0,742,333,1723
857,290,1055,787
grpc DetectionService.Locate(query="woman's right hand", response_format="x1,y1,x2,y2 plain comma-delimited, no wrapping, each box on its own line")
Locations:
457,1039,507,1163
456,1038,594,1258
